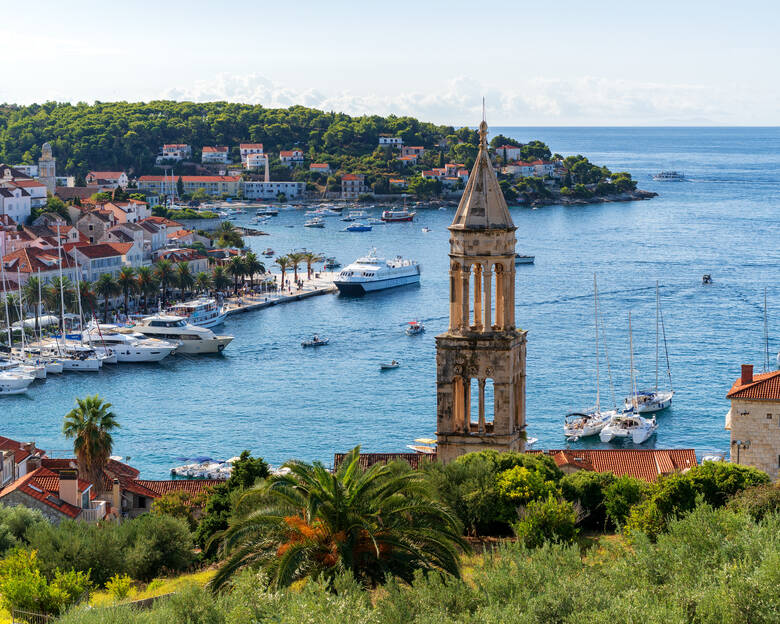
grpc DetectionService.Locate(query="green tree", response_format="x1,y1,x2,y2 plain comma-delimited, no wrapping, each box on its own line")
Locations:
175,262,194,296
513,495,578,548
212,266,231,292
210,446,467,590
176,176,184,197
155,260,175,306
195,271,212,294
302,251,324,280
78,279,97,319
116,266,137,316
135,266,158,312
62,394,120,494
286,252,304,284
274,255,290,291
226,256,246,293
216,221,243,248
22,276,42,333
242,252,264,288
604,475,650,527
94,274,119,323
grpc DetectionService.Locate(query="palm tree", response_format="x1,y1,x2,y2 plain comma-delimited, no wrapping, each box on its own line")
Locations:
136,266,158,312
78,280,98,319
217,221,243,248
195,271,212,294
63,395,120,496
22,276,42,333
117,266,137,316
302,252,324,281
155,260,175,306
210,445,466,591
287,252,304,285
227,256,246,294
44,277,75,322
3,294,20,325
274,255,290,292
242,252,265,288
176,262,195,297
94,274,119,323
212,266,231,293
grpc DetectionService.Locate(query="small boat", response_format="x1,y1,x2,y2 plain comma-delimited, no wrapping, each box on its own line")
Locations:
367,217,385,225
340,215,355,222
344,223,372,232
0,370,36,395
380,360,400,370
702,274,712,284
323,257,341,270
406,320,425,336
262,248,275,257
421,227,431,233
304,217,325,228
256,208,279,216
515,254,535,265
624,390,674,414
564,410,615,440
302,335,329,348
407,437,436,454
526,437,539,446
653,170,685,181
599,412,658,444
381,209,416,222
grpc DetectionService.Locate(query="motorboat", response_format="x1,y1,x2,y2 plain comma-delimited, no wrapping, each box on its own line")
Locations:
702,274,712,284
407,437,436,454
58,347,103,371
341,210,366,222
652,171,684,181
381,209,415,222
82,325,177,363
168,298,227,328
302,335,329,348
262,248,275,257
323,257,341,270
380,360,400,370
133,315,233,354
599,413,658,444
421,227,431,233
344,223,372,232
564,410,616,440
624,389,674,414
515,254,535,265
367,217,385,225
334,249,421,295
170,457,236,479
304,217,325,228
0,370,35,395
406,321,425,335
256,208,279,216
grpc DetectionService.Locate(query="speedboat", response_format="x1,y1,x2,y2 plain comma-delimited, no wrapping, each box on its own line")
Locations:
653,171,684,181
421,227,431,233
302,335,329,348
367,217,385,225
406,321,425,335
334,249,421,295
323,257,341,270
624,389,674,414
381,209,415,222
133,315,233,354
515,254,535,264
256,208,279,216
380,360,400,370
599,413,657,444
168,298,227,328
304,216,325,228
262,248,275,257
344,223,372,232
82,325,177,363
564,410,616,440
0,371,35,395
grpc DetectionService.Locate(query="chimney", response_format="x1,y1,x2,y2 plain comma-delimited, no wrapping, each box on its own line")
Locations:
741,364,754,385
58,469,80,508
112,478,122,517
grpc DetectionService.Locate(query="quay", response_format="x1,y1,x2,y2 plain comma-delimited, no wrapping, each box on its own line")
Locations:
222,271,338,316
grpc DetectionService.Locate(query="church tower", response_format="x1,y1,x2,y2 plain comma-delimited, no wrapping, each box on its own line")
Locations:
435,118,527,463
37,142,56,195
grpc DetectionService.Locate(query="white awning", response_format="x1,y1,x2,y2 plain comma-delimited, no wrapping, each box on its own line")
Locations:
724,407,733,431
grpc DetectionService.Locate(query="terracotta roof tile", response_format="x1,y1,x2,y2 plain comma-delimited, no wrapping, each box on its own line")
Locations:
135,479,226,496
726,369,780,400
73,242,132,258
536,449,698,482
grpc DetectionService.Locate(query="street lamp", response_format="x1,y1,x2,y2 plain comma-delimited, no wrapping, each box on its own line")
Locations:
731,439,751,464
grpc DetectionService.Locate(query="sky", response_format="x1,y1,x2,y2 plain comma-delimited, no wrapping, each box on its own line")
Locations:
2,0,779,125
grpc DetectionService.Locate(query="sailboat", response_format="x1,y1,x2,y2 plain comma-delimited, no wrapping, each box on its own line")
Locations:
623,281,674,413
601,312,658,444
564,275,619,440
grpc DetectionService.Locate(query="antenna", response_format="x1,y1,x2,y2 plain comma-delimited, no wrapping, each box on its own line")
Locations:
482,97,486,122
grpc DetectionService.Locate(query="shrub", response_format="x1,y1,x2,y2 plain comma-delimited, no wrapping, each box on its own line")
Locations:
559,471,616,527
686,461,770,508
105,573,133,601
0,505,47,556
151,490,206,531
513,495,578,548
497,465,559,506
727,483,780,521
119,514,194,582
603,474,650,527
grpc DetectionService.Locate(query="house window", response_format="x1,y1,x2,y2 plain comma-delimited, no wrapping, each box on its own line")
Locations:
768,413,773,420
137,495,147,509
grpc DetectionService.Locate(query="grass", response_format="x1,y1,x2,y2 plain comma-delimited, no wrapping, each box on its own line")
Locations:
88,568,215,607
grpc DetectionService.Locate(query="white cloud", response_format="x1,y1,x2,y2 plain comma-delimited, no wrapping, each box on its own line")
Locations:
159,73,758,126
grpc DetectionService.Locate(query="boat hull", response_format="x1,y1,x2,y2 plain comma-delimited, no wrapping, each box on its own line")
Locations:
94,345,175,363
624,391,674,413
165,336,233,354
61,358,102,371
335,272,420,295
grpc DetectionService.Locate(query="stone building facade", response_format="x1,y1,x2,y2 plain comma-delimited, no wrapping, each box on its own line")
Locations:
37,142,56,194
725,364,780,479
435,119,527,463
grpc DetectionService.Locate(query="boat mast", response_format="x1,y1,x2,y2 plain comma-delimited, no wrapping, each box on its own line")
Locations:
37,269,43,343
0,261,11,348
74,259,86,346
655,281,659,391
764,287,769,372
17,270,25,356
629,312,638,409
56,224,65,334
594,274,600,412
659,289,673,391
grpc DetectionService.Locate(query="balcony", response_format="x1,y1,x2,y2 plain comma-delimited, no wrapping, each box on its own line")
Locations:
79,500,107,523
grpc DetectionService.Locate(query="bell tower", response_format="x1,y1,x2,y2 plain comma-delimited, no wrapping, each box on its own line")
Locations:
38,142,56,194
435,118,527,463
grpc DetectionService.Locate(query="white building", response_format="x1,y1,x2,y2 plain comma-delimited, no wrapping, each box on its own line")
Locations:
201,146,230,165
341,174,367,199
12,165,38,177
494,145,524,161
279,150,304,167
245,152,268,170
503,160,556,178
242,181,305,199
239,143,264,163
156,144,192,163
70,242,143,281
2,178,48,209
85,171,129,189
0,187,32,224
378,137,403,148
309,163,331,175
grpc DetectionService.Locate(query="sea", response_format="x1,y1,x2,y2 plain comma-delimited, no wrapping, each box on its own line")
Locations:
4,127,780,477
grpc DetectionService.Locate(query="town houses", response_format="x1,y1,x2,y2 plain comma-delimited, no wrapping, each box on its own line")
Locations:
201,146,230,165
85,171,129,189
156,143,192,163
279,149,304,167
341,173,367,199
501,159,558,178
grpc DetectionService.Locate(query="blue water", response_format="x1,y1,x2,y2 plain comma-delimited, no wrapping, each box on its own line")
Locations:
4,127,780,477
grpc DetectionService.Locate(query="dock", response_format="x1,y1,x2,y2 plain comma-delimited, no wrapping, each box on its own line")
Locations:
222,271,338,317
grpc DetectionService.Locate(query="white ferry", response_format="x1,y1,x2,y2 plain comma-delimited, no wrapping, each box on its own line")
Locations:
652,170,685,181
168,298,227,328
334,249,421,295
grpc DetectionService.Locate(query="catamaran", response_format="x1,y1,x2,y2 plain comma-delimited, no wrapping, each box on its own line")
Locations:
623,282,674,413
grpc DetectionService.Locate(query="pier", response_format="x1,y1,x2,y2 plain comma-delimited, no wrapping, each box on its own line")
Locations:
222,271,338,316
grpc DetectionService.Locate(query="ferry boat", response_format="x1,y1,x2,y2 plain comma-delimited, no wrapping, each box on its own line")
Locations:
133,315,233,354
168,298,227,328
381,208,416,222
652,170,685,181
334,249,421,295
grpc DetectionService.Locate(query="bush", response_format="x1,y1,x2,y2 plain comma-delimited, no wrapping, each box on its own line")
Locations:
497,465,559,506
105,573,133,601
559,471,616,528
513,495,578,548
119,514,194,582
603,474,650,527
686,461,770,508
151,491,206,531
0,504,47,556
728,483,780,521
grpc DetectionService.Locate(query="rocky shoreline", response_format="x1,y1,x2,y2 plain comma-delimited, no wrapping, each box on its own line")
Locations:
519,188,658,208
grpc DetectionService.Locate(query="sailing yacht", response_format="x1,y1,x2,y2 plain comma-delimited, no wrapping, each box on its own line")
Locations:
623,282,675,413
564,275,619,440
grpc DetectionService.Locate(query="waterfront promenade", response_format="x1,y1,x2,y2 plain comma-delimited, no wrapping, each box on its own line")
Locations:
222,271,337,316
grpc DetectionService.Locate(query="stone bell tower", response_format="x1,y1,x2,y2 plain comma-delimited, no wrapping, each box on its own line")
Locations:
38,142,56,195
435,118,527,463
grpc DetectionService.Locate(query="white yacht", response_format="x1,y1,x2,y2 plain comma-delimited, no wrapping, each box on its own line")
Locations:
599,413,658,444
564,410,616,440
334,249,421,295
0,370,35,395
652,170,684,181
82,325,177,363
133,315,233,354
168,298,227,328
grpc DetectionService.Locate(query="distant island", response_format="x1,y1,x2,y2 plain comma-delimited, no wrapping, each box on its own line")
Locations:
0,102,655,205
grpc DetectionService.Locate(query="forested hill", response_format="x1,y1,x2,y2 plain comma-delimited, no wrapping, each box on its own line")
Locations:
0,101,457,176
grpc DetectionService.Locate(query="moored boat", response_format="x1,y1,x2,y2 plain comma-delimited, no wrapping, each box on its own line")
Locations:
381,208,416,222
406,320,425,335
334,249,421,295
380,360,400,370
344,223,372,232
133,315,233,354
599,412,658,444
515,254,535,264
302,335,329,348
168,298,227,328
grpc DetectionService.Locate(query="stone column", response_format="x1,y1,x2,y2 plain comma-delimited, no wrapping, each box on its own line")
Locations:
507,266,516,328
478,378,486,432
495,267,504,329
472,264,483,331
483,266,492,330
460,266,470,331
449,264,461,330
463,378,471,431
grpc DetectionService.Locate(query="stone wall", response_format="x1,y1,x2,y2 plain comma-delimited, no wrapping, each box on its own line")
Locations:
0,490,67,524
728,397,780,479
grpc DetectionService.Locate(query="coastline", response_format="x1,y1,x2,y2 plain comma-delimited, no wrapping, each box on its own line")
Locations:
517,188,658,208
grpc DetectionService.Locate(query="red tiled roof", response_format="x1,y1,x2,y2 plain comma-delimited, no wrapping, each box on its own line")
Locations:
310,163,329,168
3,247,76,273
202,146,228,153
163,144,189,149
135,479,225,496
7,179,46,189
73,242,133,259
139,175,239,183
0,467,91,519
341,174,363,181
280,150,303,157
535,449,698,482
166,229,192,240
0,436,44,465
240,143,263,149
726,369,780,400
141,216,183,227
